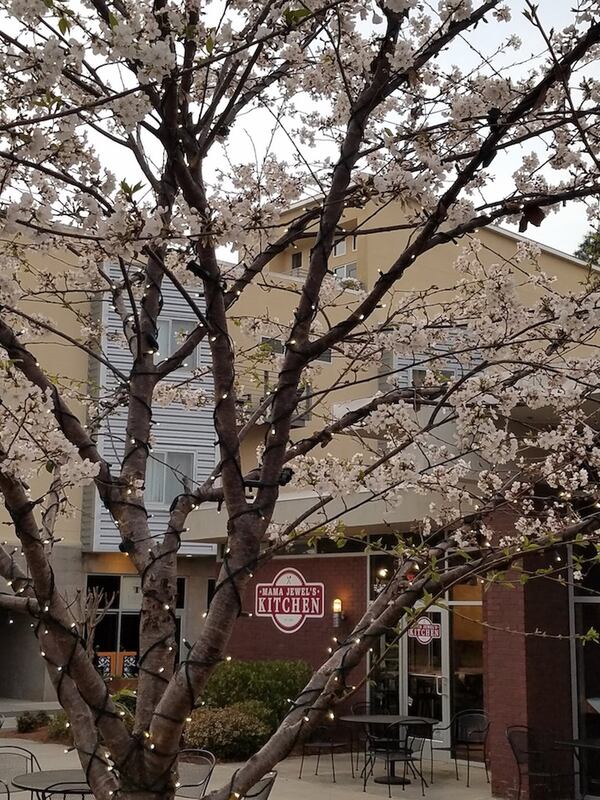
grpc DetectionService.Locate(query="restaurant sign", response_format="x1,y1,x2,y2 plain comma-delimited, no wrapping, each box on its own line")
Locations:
408,616,441,645
255,568,324,634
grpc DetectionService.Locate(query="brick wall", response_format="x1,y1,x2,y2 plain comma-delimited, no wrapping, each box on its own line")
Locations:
485,511,573,800
485,573,529,799
523,551,573,799
224,554,369,709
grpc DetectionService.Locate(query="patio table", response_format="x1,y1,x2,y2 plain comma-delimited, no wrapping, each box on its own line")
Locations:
13,770,91,797
339,714,438,785
13,763,211,798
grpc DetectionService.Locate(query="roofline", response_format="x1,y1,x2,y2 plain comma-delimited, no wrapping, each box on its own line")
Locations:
283,194,591,271
486,222,591,270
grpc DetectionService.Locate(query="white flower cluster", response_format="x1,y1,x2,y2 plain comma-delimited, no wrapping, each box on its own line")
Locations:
0,371,99,488
154,384,210,409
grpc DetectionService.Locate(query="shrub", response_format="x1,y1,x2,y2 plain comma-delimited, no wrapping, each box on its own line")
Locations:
183,706,270,760
202,660,311,723
16,710,51,733
111,689,136,733
229,700,274,729
47,711,73,743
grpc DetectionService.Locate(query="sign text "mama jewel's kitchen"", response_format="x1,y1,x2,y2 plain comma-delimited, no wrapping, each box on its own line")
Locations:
255,568,324,633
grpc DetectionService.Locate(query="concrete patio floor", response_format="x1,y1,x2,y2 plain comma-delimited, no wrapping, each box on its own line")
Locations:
0,736,493,799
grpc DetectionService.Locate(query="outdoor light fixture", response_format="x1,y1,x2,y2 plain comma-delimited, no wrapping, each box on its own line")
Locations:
332,597,344,628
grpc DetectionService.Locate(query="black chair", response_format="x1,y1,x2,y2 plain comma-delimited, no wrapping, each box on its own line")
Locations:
177,749,216,797
350,702,371,774
363,721,428,797
298,724,353,782
40,781,89,800
506,725,574,800
430,709,489,787
0,745,41,800
242,771,277,800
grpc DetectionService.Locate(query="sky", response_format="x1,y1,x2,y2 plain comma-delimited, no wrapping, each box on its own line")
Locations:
444,1,596,256
84,1,595,260
216,1,596,258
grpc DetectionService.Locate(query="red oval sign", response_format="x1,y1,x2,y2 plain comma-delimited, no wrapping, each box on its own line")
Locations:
255,568,324,634
408,616,441,645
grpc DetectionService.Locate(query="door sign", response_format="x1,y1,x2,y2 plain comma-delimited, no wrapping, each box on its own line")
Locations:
408,615,442,645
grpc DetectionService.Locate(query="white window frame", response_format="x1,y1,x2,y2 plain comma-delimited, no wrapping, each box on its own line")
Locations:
332,238,347,258
157,319,199,369
333,262,357,280
146,450,195,506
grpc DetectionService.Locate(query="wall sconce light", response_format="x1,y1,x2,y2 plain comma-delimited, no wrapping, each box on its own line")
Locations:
332,598,344,628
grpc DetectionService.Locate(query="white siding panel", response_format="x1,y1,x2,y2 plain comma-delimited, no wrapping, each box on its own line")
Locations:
83,273,216,554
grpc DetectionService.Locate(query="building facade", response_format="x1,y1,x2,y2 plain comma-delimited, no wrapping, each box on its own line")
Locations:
0,209,598,799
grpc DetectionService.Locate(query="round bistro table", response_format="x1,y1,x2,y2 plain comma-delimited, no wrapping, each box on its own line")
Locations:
13,770,91,797
339,713,439,785
13,764,210,798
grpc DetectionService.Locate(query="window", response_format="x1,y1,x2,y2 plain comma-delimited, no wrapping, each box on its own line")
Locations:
87,574,186,678
261,337,284,354
332,238,347,258
157,319,198,368
147,451,194,504
291,251,302,271
315,349,332,363
333,262,357,280
411,367,456,387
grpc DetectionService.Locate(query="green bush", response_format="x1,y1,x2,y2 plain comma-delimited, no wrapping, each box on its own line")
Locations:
47,711,73,743
202,660,311,723
111,688,137,713
111,689,136,732
183,706,270,759
16,710,51,733
229,700,274,728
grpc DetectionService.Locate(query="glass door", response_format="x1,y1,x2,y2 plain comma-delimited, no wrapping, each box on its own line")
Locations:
401,607,451,748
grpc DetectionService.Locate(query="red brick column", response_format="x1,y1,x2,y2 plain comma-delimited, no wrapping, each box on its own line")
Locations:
484,551,573,799
485,576,529,799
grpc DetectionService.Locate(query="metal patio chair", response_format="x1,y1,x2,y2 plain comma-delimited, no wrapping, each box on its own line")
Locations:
241,771,277,800
350,701,371,774
176,749,216,797
0,745,41,800
430,709,489,787
506,725,574,800
298,724,353,782
363,720,428,797
40,781,90,800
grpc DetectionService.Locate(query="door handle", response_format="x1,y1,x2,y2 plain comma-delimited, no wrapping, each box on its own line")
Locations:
435,676,442,696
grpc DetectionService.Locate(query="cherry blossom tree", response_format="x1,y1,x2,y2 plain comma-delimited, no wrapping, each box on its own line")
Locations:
2,1,600,798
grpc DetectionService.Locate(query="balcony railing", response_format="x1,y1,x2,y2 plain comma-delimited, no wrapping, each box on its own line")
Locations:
288,263,363,289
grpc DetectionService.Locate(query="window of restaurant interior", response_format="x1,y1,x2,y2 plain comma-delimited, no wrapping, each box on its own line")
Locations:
367,547,483,732
87,574,185,678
